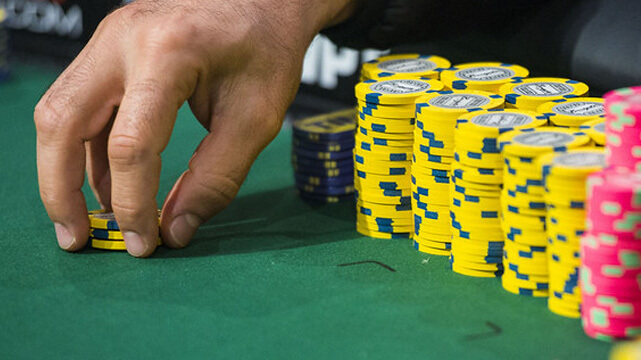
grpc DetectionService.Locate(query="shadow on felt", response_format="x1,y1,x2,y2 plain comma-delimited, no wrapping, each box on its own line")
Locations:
154,186,358,259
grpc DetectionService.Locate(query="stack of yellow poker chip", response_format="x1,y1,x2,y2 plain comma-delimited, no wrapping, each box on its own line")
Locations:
539,149,606,318
499,77,589,111
354,78,445,239
450,109,547,278
88,210,162,250
537,97,605,128
498,127,591,296
412,90,504,255
439,62,529,93
360,54,451,81
579,119,606,146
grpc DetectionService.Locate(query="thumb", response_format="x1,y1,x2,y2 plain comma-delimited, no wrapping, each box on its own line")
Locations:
160,105,281,248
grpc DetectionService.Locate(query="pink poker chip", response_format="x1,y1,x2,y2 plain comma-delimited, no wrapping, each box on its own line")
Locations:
582,294,641,319
586,170,641,235
604,87,641,172
582,320,640,341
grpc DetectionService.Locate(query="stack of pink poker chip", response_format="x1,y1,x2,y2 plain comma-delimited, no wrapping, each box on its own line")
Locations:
581,171,641,341
604,87,641,172
581,87,641,341
581,89,641,341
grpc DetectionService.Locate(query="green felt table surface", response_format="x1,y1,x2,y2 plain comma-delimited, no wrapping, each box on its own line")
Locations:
0,65,612,359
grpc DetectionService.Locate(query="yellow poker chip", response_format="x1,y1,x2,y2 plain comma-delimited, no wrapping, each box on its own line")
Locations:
356,223,412,239
358,111,415,126
451,255,503,271
358,102,416,119
499,77,589,111
456,108,547,137
538,148,606,178
414,228,452,241
501,275,549,297
355,163,411,177
359,120,415,135
504,256,548,275
503,155,545,174
548,298,581,319
89,209,161,230
357,220,414,233
415,90,505,118
91,238,162,251
501,212,546,231
415,237,451,250
501,269,549,290
450,249,500,263
355,183,412,195
91,238,129,251
548,206,585,221
355,171,411,184
579,118,606,146
91,228,125,240
452,262,502,278
361,54,451,80
357,202,413,218
413,160,453,172
537,97,605,127
357,213,413,226
451,161,503,184
413,240,451,256
356,192,410,206
440,62,529,93
358,127,413,141
452,175,502,193
357,134,414,147
455,150,503,170
498,127,591,157
355,78,445,105
413,190,450,206
501,190,545,209
610,341,641,360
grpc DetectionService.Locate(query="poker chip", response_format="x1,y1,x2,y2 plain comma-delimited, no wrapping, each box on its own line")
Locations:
609,341,641,360
581,169,641,341
292,109,356,203
355,78,445,105
449,109,545,277
499,77,590,111
579,119,606,146
360,53,451,81
498,128,590,296
88,210,162,251
604,87,641,172
293,108,356,142
538,149,606,318
439,62,529,93
354,80,447,239
91,238,162,251
537,97,605,128
412,90,504,256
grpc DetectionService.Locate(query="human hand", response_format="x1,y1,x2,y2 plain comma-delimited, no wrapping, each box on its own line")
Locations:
34,0,358,257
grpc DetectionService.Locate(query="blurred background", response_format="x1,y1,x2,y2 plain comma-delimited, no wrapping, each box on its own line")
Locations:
2,0,641,118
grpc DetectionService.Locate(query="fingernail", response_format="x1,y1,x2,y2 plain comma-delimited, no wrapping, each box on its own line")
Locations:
170,214,201,248
54,223,76,250
123,231,149,257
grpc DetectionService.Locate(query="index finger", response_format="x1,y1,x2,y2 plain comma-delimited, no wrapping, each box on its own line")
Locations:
35,49,122,251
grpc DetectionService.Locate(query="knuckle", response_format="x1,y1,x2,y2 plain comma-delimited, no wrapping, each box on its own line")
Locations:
138,14,197,54
110,201,146,225
34,97,71,138
108,133,149,166
193,172,241,205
